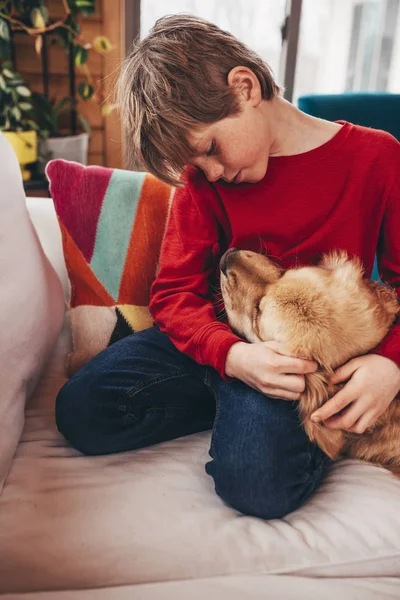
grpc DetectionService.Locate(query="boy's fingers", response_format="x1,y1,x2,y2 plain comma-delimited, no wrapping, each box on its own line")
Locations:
266,388,301,401
311,386,355,422
323,400,364,430
266,341,313,361
264,341,293,355
331,359,360,384
264,341,318,373
347,411,376,435
282,356,318,374
277,374,305,393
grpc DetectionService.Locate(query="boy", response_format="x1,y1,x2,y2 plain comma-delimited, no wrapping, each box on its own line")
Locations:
56,15,400,520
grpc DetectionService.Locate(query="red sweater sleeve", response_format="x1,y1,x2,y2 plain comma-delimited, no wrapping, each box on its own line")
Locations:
149,170,242,378
371,136,400,366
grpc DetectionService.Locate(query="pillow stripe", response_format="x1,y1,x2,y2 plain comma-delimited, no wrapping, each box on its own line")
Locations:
46,160,113,262
118,175,173,304
90,170,146,300
60,224,115,307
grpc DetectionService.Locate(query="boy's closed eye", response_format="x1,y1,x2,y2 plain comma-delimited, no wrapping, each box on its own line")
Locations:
205,140,216,156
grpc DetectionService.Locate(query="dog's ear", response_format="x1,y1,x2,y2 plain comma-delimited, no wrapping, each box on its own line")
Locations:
299,372,346,460
304,421,345,459
259,256,284,285
370,281,399,318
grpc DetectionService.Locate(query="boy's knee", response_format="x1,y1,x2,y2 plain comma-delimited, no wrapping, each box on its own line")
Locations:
56,375,102,455
207,452,327,520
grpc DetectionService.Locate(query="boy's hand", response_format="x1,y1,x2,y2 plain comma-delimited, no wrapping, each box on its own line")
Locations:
311,355,400,433
225,341,318,400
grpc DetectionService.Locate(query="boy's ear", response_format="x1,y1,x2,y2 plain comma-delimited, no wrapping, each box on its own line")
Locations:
227,66,262,107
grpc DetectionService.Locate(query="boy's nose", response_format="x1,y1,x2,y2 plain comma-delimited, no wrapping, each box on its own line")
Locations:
205,164,224,182
207,172,222,183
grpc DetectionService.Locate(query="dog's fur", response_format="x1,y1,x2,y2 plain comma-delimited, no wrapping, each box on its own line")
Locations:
220,248,400,472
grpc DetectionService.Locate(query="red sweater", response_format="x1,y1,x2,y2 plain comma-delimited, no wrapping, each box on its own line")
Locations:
149,122,400,379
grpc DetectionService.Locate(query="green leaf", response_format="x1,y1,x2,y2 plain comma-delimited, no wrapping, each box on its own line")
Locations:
77,81,94,100
92,36,114,53
2,68,15,78
70,0,96,16
54,26,69,49
26,119,40,131
0,17,9,42
16,86,32,97
30,6,49,29
40,113,56,128
75,0,95,6
8,78,24,87
11,106,21,121
55,97,69,112
74,45,88,66
0,74,7,91
19,102,33,111
41,6,50,24
78,113,91,134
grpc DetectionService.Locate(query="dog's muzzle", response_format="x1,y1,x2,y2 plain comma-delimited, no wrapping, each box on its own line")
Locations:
219,247,240,275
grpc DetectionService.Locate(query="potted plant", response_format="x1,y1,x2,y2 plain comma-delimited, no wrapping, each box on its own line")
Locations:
0,0,115,167
0,62,45,180
32,93,91,167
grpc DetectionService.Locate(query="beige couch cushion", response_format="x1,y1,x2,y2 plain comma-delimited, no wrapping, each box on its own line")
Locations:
1,407,400,593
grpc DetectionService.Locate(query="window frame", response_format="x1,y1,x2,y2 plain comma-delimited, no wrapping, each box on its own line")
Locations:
124,0,303,102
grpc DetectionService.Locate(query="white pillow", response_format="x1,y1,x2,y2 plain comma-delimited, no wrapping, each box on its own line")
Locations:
0,133,64,492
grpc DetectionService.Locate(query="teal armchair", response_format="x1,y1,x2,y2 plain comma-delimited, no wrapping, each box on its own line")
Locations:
297,92,400,141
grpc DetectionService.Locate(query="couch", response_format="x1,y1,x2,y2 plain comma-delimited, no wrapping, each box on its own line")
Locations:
1,140,400,599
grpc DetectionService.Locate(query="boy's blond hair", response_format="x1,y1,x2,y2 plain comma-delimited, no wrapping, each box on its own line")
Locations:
118,14,280,186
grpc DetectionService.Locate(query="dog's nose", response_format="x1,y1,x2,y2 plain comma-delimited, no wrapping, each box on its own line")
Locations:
220,247,239,275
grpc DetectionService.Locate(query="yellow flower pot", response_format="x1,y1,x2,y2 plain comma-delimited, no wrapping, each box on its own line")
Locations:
3,130,38,181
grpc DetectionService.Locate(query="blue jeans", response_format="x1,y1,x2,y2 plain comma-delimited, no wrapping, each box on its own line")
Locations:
56,326,331,519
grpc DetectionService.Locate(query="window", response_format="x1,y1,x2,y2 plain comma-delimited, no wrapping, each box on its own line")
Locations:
346,0,400,91
127,0,400,101
293,0,400,101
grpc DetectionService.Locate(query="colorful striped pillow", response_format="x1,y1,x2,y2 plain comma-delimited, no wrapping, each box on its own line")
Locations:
46,159,173,375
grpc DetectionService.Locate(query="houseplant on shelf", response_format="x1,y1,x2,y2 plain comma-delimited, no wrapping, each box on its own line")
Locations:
0,62,45,180
31,91,91,168
0,0,115,167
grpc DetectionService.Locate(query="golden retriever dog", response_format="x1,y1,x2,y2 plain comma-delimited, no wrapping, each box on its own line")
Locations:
219,248,400,473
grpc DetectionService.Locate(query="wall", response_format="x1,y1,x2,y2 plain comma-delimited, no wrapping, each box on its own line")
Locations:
13,0,124,169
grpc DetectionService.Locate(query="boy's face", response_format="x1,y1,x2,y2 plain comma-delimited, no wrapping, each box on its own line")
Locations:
188,86,272,185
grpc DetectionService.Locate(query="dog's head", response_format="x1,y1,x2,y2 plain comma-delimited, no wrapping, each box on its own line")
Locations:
219,248,282,344
220,249,399,369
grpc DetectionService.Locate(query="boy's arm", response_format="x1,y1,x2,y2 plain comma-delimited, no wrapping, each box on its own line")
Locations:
371,145,400,367
149,172,243,378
